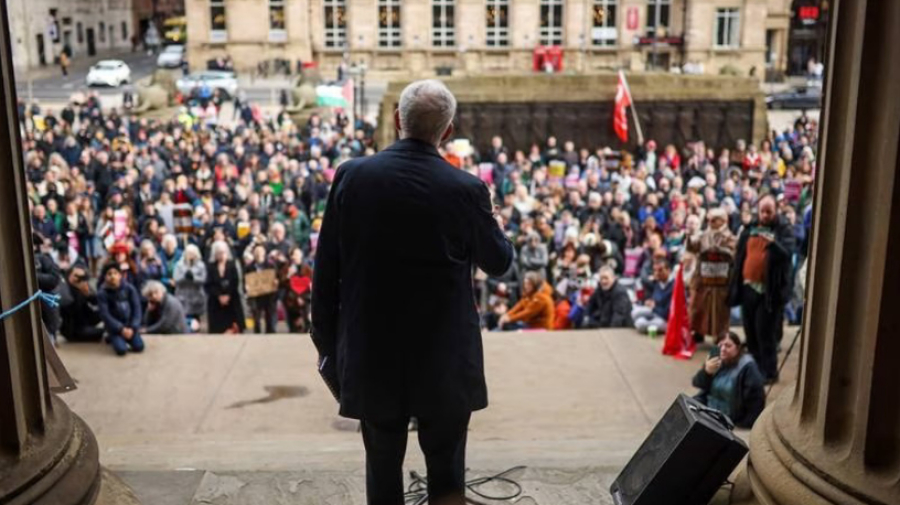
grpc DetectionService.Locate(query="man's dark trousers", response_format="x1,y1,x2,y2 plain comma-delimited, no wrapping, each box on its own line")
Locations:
740,285,780,380
361,413,471,505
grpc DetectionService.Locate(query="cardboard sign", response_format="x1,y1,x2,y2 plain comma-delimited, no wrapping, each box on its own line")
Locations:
158,204,174,232
548,160,566,184
245,269,278,298
237,222,251,240
113,209,130,240
173,204,193,234
479,163,494,185
699,251,733,287
783,180,802,203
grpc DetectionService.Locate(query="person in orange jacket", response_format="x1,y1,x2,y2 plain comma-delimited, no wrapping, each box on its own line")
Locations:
498,272,555,331
553,291,573,330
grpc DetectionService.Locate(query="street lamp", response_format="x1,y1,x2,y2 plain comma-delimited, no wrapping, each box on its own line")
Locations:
347,62,367,121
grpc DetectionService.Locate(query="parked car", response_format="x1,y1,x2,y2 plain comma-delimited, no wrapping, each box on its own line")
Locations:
157,45,185,68
86,60,131,88
766,86,822,110
176,71,239,99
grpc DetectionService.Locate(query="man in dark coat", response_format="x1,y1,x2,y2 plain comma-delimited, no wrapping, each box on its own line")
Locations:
728,195,795,383
60,266,104,342
97,264,144,356
312,80,514,505
585,266,634,328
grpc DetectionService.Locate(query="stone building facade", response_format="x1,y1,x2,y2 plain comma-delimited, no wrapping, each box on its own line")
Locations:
186,0,797,78
7,0,135,71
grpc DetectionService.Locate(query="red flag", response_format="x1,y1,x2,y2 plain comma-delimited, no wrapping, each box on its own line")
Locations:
662,264,695,359
613,71,632,143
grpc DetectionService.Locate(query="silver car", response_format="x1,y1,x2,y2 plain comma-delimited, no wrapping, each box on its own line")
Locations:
176,71,239,99
156,45,185,68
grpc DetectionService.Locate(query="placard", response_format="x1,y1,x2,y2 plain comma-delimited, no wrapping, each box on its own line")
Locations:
478,163,494,184
548,160,566,183
245,269,278,298
699,251,732,287
173,203,193,234
113,209,130,240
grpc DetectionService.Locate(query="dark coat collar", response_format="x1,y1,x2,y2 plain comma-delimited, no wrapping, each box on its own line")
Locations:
384,138,443,160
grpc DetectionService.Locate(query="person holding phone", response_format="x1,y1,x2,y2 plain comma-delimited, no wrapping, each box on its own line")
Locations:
692,332,766,429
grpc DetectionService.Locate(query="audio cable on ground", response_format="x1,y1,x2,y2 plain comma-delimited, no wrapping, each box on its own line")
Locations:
404,466,528,505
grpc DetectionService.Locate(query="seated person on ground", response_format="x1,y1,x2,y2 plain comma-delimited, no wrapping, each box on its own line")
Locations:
142,280,189,335
692,332,766,429
60,266,104,342
585,266,634,329
97,264,145,356
497,272,555,331
632,258,674,334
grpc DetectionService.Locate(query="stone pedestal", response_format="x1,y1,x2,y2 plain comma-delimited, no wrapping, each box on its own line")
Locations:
0,1,105,503
735,1,900,504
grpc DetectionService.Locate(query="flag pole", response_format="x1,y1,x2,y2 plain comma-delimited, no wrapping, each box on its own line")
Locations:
619,70,645,146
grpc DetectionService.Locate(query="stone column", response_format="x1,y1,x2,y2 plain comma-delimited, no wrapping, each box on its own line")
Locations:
737,1,900,504
0,1,103,503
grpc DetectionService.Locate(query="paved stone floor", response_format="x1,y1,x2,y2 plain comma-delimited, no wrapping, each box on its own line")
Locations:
60,329,799,504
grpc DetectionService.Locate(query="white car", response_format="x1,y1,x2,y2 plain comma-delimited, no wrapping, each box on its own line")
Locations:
86,60,131,87
157,45,185,68
176,71,239,99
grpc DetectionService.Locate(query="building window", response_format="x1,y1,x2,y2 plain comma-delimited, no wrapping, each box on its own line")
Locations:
99,22,106,43
77,22,84,44
432,0,455,48
122,22,128,41
324,0,347,48
269,0,286,41
646,0,670,38
486,0,508,47
715,8,740,48
592,0,617,46
540,0,563,46
210,0,227,42
378,0,401,48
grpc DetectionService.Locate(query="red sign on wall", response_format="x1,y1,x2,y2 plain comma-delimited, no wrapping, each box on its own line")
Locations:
626,7,639,31
798,6,820,21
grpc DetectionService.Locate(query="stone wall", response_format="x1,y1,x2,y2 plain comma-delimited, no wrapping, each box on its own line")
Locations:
377,73,767,152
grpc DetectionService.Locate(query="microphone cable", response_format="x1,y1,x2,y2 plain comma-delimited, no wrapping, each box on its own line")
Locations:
404,466,528,505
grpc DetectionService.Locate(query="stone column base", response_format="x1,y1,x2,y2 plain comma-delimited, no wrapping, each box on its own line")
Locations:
0,396,102,505
730,391,890,505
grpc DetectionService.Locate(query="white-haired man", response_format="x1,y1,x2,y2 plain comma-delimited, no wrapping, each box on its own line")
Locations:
141,280,188,335
313,80,513,505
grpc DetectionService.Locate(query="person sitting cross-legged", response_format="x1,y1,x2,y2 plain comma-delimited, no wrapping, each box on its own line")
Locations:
584,266,634,329
497,271,555,331
97,263,144,356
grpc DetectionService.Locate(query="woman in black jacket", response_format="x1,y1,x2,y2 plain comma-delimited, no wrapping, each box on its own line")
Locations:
692,332,766,429
205,241,245,334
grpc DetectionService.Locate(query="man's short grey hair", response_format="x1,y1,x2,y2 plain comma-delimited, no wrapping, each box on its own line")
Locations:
599,266,617,278
398,80,457,146
142,280,166,298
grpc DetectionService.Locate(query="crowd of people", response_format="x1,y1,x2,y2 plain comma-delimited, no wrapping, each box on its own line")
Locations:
19,86,816,390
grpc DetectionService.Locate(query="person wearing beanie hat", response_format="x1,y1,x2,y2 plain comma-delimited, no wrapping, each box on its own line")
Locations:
687,207,737,343
97,262,145,356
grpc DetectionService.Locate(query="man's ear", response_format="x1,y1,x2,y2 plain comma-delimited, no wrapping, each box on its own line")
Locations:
394,109,402,137
440,122,455,144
